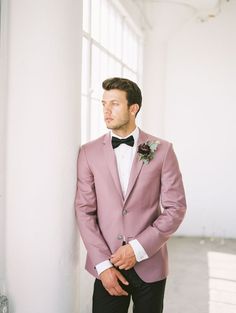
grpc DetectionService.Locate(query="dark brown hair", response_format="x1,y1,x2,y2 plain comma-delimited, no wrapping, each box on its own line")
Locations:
102,77,142,115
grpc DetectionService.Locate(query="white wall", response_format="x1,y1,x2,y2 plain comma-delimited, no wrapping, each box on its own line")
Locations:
0,0,8,294
142,1,195,137
5,0,82,312
143,0,236,238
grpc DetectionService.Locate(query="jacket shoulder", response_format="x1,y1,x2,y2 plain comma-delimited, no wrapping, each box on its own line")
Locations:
80,133,108,153
140,130,171,147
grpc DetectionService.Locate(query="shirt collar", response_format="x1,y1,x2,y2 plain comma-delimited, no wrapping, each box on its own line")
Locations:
111,127,139,145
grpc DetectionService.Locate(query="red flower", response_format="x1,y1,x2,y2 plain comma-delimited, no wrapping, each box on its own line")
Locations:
137,143,151,156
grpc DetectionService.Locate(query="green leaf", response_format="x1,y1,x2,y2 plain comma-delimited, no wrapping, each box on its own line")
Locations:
149,142,158,151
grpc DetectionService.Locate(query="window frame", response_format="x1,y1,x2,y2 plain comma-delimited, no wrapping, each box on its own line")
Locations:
81,0,144,143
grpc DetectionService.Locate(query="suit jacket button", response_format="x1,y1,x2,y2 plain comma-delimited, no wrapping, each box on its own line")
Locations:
117,234,123,240
122,209,128,216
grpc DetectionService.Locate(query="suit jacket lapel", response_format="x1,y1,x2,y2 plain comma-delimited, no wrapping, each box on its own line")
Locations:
124,130,149,204
103,133,124,200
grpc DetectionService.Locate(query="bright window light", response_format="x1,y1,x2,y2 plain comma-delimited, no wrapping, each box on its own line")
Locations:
208,251,236,313
81,0,143,144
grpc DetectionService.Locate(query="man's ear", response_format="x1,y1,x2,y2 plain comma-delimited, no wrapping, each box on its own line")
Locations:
130,103,139,116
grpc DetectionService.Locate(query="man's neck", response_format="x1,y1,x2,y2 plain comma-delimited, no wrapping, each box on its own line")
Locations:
112,125,137,138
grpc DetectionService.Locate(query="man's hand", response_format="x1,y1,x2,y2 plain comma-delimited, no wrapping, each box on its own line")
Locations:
110,244,136,270
99,267,129,296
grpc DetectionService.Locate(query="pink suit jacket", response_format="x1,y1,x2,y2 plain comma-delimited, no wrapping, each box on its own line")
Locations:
75,129,186,283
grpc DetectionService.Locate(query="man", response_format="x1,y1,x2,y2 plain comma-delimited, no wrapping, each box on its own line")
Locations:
75,77,186,313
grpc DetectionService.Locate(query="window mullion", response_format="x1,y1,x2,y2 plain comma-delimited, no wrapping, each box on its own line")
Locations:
87,0,92,142
121,15,125,77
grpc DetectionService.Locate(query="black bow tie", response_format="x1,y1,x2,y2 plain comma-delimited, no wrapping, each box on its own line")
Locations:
111,135,134,149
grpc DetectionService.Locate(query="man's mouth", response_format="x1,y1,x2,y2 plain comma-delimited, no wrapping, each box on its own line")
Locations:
105,117,113,123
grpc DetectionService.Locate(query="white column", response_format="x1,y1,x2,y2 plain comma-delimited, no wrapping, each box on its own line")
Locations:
5,0,82,312
0,0,8,295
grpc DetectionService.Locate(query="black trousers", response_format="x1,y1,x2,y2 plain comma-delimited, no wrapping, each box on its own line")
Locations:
92,268,166,313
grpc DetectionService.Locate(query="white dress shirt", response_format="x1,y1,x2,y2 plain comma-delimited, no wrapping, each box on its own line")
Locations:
96,127,148,276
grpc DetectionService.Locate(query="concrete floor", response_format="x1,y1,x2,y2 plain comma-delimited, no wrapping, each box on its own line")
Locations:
164,237,236,313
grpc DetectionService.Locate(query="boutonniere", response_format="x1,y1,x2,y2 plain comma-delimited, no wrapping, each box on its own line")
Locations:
137,140,160,164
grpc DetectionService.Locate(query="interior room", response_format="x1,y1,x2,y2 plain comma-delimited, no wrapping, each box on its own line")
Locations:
0,0,236,312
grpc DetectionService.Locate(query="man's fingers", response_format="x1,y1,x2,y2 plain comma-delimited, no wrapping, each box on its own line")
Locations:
110,255,120,264
111,245,136,269
115,261,130,269
112,260,124,267
109,287,118,296
106,285,128,296
113,259,135,269
100,267,129,297
118,264,129,270
106,288,114,296
116,270,129,286
119,264,133,270
110,255,127,266
114,285,128,296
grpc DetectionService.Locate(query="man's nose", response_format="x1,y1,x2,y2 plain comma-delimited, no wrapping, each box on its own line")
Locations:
103,104,111,114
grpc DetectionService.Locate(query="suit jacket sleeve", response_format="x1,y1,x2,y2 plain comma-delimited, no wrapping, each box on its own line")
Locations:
75,146,112,267
136,143,187,258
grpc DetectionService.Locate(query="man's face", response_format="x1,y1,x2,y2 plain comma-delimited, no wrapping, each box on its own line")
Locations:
102,89,133,131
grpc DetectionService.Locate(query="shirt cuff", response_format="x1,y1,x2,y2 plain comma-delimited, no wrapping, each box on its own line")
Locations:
129,239,149,262
95,260,113,276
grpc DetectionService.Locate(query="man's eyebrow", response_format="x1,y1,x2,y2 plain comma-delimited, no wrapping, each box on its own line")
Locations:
101,99,119,102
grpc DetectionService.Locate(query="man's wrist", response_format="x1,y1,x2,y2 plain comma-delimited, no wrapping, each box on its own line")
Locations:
129,239,149,262
96,260,113,276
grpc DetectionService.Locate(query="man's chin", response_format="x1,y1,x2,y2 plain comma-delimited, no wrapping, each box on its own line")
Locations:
105,123,115,130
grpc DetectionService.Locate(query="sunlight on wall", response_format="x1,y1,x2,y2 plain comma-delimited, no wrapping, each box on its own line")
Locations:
208,252,236,313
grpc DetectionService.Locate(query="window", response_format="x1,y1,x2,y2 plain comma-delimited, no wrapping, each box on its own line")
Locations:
81,0,143,143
